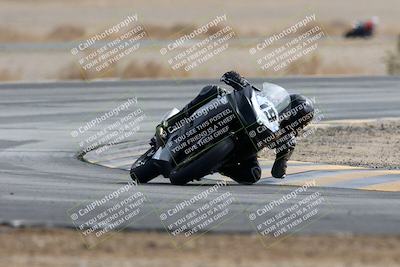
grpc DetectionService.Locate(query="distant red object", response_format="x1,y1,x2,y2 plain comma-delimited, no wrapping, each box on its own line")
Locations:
344,17,379,38
364,20,374,32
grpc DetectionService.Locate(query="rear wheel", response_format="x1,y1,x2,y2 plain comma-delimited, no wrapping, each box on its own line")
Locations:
130,148,160,184
169,138,234,185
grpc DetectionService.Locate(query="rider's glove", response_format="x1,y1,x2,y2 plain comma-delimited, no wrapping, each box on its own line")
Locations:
220,71,250,91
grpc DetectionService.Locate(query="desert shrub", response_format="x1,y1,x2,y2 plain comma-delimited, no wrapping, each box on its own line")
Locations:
0,69,21,81
122,61,189,78
47,25,85,41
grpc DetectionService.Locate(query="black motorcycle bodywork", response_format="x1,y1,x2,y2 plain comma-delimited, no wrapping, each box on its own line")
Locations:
130,83,291,185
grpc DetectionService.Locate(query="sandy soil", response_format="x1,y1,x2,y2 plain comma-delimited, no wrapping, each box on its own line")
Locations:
1,227,400,267
262,119,400,169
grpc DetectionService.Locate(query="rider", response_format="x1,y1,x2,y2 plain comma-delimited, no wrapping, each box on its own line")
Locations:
152,71,314,182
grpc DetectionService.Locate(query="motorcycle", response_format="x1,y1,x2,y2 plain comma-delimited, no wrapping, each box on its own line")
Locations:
344,20,375,38
130,82,292,185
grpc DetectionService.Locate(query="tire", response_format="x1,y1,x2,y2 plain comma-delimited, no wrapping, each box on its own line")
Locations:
169,138,234,185
130,148,160,184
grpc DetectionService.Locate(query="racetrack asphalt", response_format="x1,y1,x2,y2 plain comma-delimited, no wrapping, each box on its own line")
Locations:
0,76,399,235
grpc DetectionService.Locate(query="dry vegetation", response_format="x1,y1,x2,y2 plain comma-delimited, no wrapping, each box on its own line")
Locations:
58,62,117,80
46,25,86,42
0,20,392,43
385,36,400,75
1,227,400,267
144,23,234,39
121,61,189,78
386,51,400,75
0,20,368,44
0,25,85,43
0,23,236,43
58,60,190,80
284,53,364,75
0,27,37,43
0,68,20,81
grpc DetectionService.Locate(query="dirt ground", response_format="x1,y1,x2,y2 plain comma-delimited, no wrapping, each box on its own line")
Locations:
262,119,400,169
1,226,400,267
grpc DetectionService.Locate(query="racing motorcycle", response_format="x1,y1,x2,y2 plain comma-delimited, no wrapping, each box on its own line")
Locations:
130,82,292,185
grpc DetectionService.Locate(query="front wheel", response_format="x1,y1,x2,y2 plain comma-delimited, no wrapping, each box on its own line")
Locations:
130,148,160,184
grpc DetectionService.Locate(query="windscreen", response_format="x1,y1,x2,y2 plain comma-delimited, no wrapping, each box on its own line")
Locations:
260,82,291,114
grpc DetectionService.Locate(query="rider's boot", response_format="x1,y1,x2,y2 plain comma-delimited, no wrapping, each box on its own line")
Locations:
271,140,296,179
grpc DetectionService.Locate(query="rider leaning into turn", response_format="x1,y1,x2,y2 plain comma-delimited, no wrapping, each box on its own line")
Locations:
152,71,314,182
